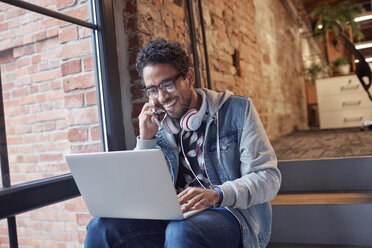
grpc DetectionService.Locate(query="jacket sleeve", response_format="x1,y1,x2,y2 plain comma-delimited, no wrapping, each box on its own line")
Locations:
219,99,282,209
134,136,157,150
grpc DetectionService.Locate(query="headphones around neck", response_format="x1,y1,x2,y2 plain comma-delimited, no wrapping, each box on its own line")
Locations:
161,89,207,134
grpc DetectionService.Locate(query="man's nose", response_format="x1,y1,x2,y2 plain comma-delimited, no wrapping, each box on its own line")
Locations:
157,89,169,103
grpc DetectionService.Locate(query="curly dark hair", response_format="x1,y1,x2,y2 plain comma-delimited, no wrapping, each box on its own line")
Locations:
136,38,190,81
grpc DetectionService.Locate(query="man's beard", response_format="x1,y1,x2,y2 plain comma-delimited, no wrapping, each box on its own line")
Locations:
164,91,192,120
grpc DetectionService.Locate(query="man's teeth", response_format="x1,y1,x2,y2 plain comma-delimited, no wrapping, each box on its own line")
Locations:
164,99,176,108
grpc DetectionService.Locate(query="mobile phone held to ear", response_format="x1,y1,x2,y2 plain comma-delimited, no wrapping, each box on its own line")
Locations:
151,116,161,127
149,99,164,127
152,108,165,115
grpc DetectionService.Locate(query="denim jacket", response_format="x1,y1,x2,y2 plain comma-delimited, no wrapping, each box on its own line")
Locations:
136,88,281,248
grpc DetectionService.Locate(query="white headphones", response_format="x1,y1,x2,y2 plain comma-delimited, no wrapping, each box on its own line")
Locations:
161,89,207,134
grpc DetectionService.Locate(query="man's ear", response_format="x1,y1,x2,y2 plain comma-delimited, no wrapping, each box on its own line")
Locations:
186,67,195,88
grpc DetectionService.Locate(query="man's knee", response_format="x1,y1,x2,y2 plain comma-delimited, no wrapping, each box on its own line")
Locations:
165,220,205,244
85,218,112,247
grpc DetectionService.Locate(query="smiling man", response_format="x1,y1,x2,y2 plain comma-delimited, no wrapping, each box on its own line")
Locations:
84,38,281,248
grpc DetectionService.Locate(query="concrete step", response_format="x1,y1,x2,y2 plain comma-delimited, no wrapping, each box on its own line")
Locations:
271,157,372,246
271,204,372,246
278,156,372,192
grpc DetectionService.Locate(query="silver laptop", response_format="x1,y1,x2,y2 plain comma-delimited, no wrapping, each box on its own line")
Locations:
66,149,204,220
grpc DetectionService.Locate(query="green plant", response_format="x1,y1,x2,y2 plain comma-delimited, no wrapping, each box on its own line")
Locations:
332,56,351,67
309,1,365,42
331,56,351,73
306,63,323,84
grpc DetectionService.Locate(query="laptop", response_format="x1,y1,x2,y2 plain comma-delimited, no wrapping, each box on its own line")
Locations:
66,149,205,220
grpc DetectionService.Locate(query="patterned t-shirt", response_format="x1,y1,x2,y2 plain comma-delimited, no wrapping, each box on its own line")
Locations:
175,120,212,193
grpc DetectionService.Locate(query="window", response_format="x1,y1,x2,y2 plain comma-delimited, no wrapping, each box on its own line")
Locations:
0,0,125,246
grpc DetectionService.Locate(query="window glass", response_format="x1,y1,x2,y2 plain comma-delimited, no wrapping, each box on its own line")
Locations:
0,0,92,23
0,1,103,185
0,1,102,246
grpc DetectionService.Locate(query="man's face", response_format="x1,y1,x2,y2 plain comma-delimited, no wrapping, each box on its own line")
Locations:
143,63,193,120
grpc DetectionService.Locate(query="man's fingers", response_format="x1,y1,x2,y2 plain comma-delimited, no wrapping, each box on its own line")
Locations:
178,187,199,204
181,193,204,212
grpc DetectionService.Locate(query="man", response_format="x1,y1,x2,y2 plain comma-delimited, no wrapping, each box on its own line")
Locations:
85,38,281,248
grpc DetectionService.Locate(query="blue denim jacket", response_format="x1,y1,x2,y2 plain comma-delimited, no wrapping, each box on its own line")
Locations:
136,88,281,248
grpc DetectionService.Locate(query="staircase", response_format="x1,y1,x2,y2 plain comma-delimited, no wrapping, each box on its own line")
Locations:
269,156,372,247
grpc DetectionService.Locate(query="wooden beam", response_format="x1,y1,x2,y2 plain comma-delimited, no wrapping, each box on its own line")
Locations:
271,191,372,205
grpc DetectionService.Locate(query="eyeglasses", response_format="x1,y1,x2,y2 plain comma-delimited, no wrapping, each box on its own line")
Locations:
142,70,186,99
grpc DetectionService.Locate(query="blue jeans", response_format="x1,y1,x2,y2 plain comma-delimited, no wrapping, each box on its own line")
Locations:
85,208,241,248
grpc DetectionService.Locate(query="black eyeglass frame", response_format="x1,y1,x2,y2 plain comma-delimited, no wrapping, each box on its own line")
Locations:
141,69,188,98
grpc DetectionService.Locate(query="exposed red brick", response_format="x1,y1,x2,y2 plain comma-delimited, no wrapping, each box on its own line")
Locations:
59,26,78,43
35,94,46,103
5,63,16,72
78,230,87,243
124,16,136,30
76,213,92,226
63,74,95,92
0,236,8,244
49,232,72,241
61,59,81,76
0,22,8,31
83,56,94,71
133,119,139,136
51,80,62,90
85,90,97,106
130,84,143,100
79,25,91,38
90,126,101,140
24,44,34,55
129,50,138,64
40,153,63,162
27,65,37,74
56,0,76,10
17,154,38,163
45,122,56,131
129,68,140,81
60,40,92,60
68,108,99,125
68,127,88,142
3,92,10,100
13,47,24,58
37,110,66,122
33,70,55,83
65,93,84,108
12,87,28,98
2,82,14,91
15,57,30,68
124,1,137,14
32,54,41,64
50,131,68,141
34,31,47,42
71,143,103,153
76,5,90,21
47,27,59,38
128,35,139,50
131,101,144,119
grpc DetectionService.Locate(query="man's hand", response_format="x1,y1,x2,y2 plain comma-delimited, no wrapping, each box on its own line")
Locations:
138,101,162,140
177,187,219,212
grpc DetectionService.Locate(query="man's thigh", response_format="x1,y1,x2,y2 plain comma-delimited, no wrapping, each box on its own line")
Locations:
165,207,241,248
85,217,169,248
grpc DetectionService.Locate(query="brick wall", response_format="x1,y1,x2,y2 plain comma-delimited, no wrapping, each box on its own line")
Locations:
253,0,308,138
0,0,101,246
122,0,307,140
